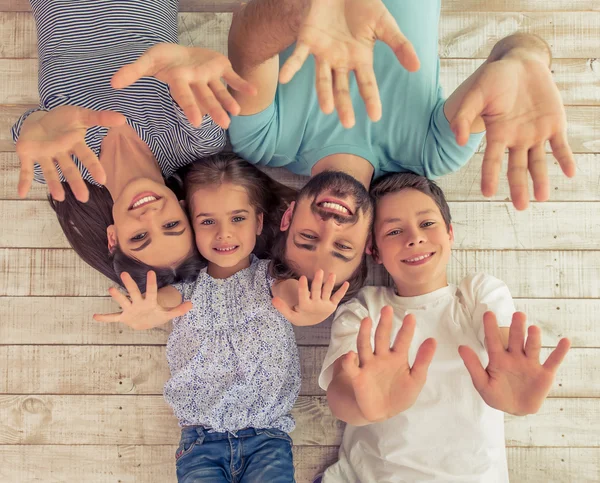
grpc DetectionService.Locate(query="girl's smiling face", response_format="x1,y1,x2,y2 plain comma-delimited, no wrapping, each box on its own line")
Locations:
189,183,263,278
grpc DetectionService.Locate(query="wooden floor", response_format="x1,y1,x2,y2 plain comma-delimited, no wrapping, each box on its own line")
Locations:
1,1,599,482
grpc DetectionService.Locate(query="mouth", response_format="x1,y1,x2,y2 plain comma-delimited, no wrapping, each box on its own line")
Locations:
401,252,435,265
213,245,239,255
316,197,354,216
129,192,162,210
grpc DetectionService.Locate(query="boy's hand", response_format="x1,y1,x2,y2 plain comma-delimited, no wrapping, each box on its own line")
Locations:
459,311,571,416
280,0,419,128
93,271,192,330
342,306,436,422
272,270,349,326
112,43,257,129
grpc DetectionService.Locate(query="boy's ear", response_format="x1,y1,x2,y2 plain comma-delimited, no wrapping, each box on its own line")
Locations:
256,213,264,236
448,224,454,244
280,201,295,232
106,225,117,254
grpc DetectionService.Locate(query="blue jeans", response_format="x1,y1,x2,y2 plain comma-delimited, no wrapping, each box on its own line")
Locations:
175,426,296,483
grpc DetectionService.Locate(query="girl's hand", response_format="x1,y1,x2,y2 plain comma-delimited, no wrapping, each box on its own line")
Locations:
16,106,126,202
342,307,437,422
112,43,257,129
272,270,350,326
93,271,192,330
459,311,571,416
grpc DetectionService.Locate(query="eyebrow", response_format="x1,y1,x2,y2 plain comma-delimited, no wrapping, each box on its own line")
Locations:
381,209,437,225
195,209,250,218
130,228,186,252
293,238,356,263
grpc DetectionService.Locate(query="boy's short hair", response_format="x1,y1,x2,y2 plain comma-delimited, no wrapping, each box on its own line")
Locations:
370,172,452,231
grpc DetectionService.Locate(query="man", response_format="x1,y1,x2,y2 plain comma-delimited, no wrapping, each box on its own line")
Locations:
233,0,576,291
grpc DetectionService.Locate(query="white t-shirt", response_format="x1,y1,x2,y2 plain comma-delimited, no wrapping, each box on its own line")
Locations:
319,273,516,483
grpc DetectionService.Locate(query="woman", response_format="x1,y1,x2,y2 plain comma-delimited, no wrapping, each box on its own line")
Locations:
13,0,254,290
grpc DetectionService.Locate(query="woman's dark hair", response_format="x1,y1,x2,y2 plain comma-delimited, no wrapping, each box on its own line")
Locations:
184,153,297,259
50,181,202,293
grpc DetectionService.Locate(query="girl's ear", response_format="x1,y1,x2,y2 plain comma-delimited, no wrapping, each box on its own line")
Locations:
280,201,295,231
106,225,117,253
256,212,264,236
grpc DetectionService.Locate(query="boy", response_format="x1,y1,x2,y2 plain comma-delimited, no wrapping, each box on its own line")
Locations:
317,172,571,482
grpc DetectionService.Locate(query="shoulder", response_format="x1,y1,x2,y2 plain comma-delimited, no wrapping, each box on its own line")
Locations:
335,285,394,322
457,272,509,298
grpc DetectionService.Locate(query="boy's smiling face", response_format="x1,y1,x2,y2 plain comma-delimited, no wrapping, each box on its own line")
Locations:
373,188,454,297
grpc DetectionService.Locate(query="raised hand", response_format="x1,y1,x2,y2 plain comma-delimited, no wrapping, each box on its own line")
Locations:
16,106,126,202
112,43,256,129
458,311,571,416
280,0,419,128
272,270,350,326
341,306,437,422
450,54,575,210
93,271,192,330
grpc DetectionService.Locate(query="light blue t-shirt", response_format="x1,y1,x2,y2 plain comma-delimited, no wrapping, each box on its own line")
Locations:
229,0,483,180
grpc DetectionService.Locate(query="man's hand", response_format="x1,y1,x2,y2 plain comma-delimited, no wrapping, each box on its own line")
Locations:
93,271,192,330
272,270,349,326
459,311,571,416
112,43,256,129
280,0,420,128
450,53,575,210
16,106,126,202
341,306,436,422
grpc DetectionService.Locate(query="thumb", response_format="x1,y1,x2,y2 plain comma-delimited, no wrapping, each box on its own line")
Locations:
272,297,297,322
341,351,360,379
168,301,194,319
451,87,485,146
111,51,157,90
409,337,437,382
79,108,127,129
458,345,489,393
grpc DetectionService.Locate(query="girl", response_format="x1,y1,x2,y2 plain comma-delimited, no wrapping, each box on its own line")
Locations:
95,154,349,482
13,0,255,291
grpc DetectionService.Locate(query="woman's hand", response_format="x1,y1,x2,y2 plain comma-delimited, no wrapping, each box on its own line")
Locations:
16,106,126,202
112,43,257,129
93,271,192,330
272,270,350,326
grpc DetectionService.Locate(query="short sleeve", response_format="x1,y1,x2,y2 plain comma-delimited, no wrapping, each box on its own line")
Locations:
459,272,516,344
421,94,484,179
318,296,370,391
172,280,196,301
11,107,48,144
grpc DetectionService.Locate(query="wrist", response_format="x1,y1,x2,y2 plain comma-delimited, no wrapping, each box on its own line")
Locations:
487,33,552,68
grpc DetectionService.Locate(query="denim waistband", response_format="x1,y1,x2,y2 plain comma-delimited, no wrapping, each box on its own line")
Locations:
180,426,276,443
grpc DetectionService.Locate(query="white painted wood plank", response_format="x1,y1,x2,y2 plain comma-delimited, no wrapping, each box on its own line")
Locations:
0,395,596,447
0,346,593,398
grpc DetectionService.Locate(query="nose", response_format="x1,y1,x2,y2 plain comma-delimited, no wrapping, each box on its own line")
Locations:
216,227,232,240
405,228,426,247
137,198,165,220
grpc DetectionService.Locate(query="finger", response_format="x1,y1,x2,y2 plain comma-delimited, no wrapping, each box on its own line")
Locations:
72,142,106,185
315,60,334,115
410,338,437,381
341,351,361,379
310,269,324,300
145,270,158,303
507,312,527,355
390,312,416,363
507,148,530,210
168,301,194,319
549,132,576,178
171,79,203,127
375,13,420,72
332,68,355,129
321,272,336,300
55,153,89,202
373,305,394,356
271,297,297,323
528,144,549,202
279,43,311,84
209,80,241,116
17,156,34,199
542,337,571,373
111,53,156,89
355,64,381,122
222,68,257,96
79,109,127,129
524,324,542,361
120,272,142,301
330,281,350,306
108,286,132,308
481,141,506,198
38,158,65,202
458,344,489,393
93,312,123,323
194,83,230,129
482,311,504,355
451,88,485,146
356,316,374,365
294,275,309,306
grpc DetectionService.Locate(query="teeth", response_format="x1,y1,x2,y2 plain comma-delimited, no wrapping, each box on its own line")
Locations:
320,202,349,214
215,246,238,252
132,196,157,208
404,253,433,263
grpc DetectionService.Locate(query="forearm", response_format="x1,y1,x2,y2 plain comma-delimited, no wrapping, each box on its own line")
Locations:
327,372,371,426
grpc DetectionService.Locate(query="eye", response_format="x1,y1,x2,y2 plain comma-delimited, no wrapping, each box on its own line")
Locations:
301,233,317,240
232,216,246,223
335,242,352,250
386,229,402,237
199,219,215,226
163,221,180,229
130,232,147,242
421,221,435,228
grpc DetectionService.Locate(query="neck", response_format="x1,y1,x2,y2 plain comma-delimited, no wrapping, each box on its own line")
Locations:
207,256,252,279
394,274,449,297
312,153,374,189
100,124,164,200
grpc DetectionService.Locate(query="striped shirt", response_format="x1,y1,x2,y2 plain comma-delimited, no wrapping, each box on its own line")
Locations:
11,0,226,186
